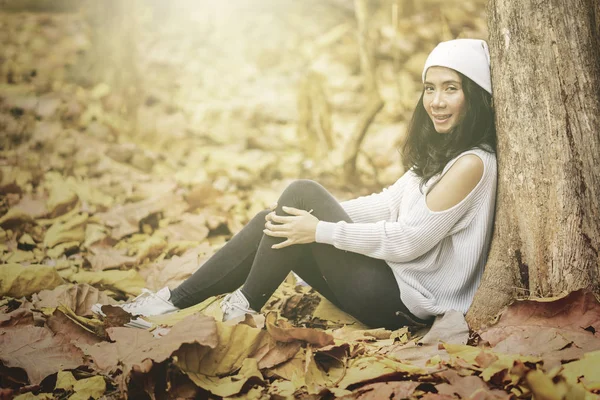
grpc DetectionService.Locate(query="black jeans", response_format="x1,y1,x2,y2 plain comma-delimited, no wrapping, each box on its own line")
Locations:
169,180,427,330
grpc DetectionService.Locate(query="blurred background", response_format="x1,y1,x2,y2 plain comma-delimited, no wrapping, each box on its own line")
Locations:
0,0,487,291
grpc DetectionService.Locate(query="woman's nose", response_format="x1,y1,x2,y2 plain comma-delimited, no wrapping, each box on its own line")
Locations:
431,92,445,108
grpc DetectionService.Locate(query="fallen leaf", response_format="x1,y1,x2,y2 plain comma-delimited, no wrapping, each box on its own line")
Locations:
95,193,187,240
160,213,210,242
266,312,334,348
64,269,146,296
0,264,64,297
43,212,87,248
45,173,79,218
46,307,104,345
481,290,600,346
0,326,84,385
174,320,267,376
78,313,218,375
0,307,34,328
443,344,539,383
341,381,421,400
435,369,510,400
85,245,137,271
32,283,117,316
141,245,211,291
336,354,426,390
0,208,34,230
560,350,600,391
184,358,264,397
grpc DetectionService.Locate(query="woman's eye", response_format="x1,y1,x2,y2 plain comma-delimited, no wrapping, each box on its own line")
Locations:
424,86,434,92
446,86,457,91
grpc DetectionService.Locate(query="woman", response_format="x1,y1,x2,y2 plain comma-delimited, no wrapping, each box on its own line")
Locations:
93,39,497,330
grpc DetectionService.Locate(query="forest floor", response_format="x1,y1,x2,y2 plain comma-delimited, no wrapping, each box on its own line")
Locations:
1,1,599,399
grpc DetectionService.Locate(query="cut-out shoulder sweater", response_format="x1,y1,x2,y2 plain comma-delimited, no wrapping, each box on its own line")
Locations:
315,148,497,319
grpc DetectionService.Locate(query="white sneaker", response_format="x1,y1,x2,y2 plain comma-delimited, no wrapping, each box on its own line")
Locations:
91,287,179,318
220,289,258,322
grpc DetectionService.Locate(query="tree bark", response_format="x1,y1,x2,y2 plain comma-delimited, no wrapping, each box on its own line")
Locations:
467,0,600,329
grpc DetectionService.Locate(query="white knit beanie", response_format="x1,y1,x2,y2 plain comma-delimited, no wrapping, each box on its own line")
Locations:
422,39,492,94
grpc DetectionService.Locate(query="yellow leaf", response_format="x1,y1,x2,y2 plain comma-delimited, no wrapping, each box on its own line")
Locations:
561,350,600,391
0,264,64,297
0,208,34,230
45,174,79,218
46,241,79,259
264,348,307,388
305,347,345,393
146,295,223,327
43,213,87,248
337,355,426,390
13,393,53,400
70,375,106,400
175,320,267,377
2,249,36,263
185,358,263,397
55,370,78,390
312,295,368,327
266,312,334,347
66,269,145,296
443,344,540,382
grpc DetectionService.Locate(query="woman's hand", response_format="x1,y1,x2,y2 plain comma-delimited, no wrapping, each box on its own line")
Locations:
264,206,319,249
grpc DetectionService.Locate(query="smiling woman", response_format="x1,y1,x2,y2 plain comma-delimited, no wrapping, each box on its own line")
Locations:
93,39,498,331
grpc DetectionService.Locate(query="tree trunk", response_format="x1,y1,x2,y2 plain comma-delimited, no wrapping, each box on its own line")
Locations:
467,0,600,329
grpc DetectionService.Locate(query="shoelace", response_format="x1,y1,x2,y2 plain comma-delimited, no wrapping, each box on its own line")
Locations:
220,292,253,316
121,289,156,313
220,293,234,315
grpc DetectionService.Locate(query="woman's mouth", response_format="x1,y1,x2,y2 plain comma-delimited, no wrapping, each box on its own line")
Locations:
433,114,451,122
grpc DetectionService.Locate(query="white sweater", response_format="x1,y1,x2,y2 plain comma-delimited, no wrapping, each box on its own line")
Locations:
315,148,497,319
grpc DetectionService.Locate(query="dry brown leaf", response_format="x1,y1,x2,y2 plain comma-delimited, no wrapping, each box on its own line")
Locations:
184,358,264,398
435,369,511,400
32,283,117,316
256,339,302,370
266,312,334,348
0,326,84,385
174,320,267,377
479,289,600,369
481,290,600,346
95,193,187,240
0,307,34,328
85,245,137,271
141,245,210,291
160,213,210,242
340,381,421,400
78,313,218,375
46,308,103,345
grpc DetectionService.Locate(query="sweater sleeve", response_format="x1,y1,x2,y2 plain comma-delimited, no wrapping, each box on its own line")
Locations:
340,172,409,223
316,152,495,263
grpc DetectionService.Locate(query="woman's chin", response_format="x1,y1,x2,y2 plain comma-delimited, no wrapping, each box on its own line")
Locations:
434,125,452,134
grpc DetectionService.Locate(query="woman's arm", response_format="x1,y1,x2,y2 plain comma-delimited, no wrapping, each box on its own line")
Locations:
316,154,490,263
340,172,410,223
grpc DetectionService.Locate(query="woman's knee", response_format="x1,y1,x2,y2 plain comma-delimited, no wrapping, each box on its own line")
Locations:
281,179,325,199
248,209,270,227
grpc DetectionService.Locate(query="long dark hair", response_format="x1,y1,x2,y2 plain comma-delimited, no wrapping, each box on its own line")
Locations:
401,71,496,186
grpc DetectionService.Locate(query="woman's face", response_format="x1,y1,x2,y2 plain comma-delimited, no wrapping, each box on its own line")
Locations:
423,66,466,134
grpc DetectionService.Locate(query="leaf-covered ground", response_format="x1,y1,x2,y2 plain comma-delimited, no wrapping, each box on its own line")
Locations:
1,2,600,399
